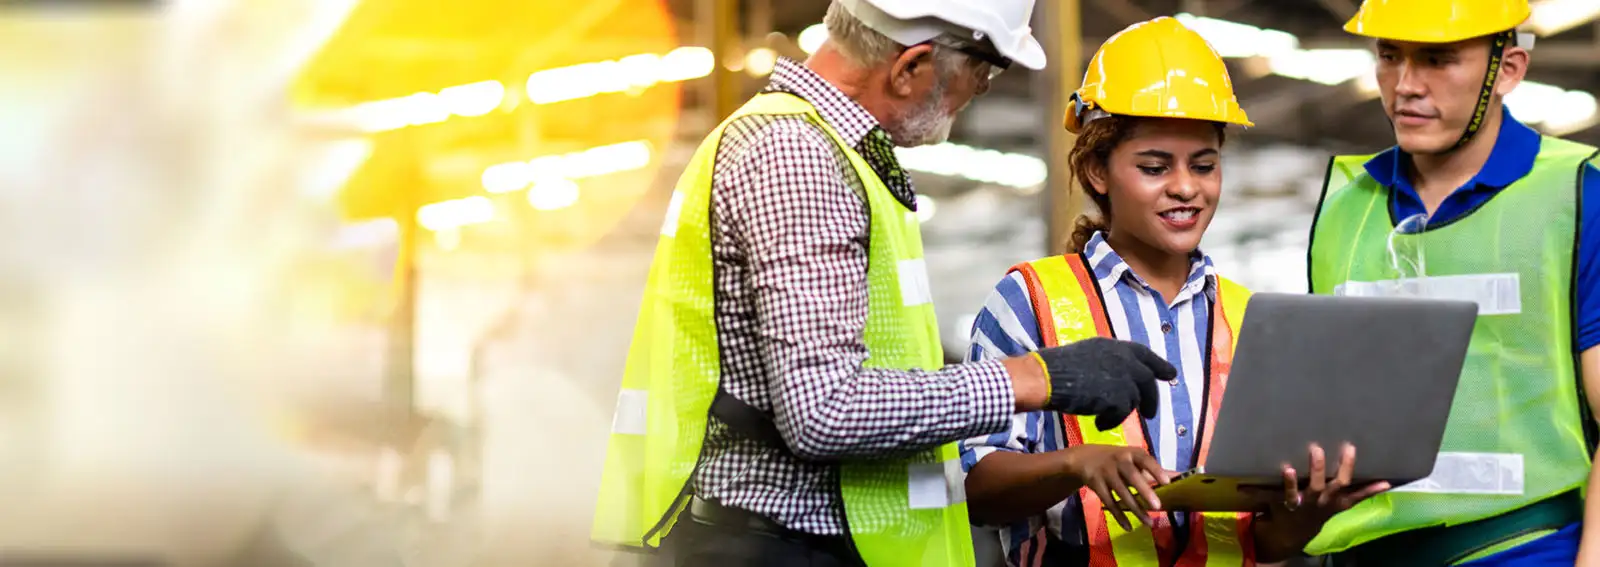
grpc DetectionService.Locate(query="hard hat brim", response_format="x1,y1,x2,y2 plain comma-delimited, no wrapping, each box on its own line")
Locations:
842,0,1048,70
1064,106,1255,134
1341,4,1530,45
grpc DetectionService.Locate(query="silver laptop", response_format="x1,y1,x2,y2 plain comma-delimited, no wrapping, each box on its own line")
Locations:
1140,292,1478,512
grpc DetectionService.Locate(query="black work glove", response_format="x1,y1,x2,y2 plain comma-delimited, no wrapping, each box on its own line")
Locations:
1033,338,1178,431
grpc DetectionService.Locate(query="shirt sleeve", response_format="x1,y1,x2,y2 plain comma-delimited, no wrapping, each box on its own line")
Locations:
959,271,1049,473
957,271,1081,559
717,119,1015,461
1577,163,1600,352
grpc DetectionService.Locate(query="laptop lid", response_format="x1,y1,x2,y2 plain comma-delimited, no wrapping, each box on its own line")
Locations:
1200,292,1477,484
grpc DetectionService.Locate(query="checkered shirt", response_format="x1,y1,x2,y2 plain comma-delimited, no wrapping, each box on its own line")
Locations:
690,58,1015,535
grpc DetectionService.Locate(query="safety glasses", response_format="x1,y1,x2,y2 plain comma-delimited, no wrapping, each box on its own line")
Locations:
926,37,1011,81
1384,212,1431,296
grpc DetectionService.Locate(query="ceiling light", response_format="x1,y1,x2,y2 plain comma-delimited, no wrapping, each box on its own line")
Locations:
745,48,778,77
1175,13,1298,57
1506,81,1599,133
1530,0,1600,36
417,196,494,231
799,24,828,55
438,81,505,117
896,143,1047,189
914,194,937,223
1268,49,1376,86
480,141,653,193
528,178,581,211
1178,13,1374,87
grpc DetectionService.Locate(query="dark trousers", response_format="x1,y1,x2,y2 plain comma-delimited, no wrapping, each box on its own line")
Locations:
654,502,866,567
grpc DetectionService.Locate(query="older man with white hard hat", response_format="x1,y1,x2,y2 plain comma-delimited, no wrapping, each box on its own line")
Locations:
590,1,1185,566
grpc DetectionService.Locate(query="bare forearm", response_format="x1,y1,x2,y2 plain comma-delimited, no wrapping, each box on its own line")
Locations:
1578,460,1600,565
965,450,1083,526
1251,516,1303,565
1576,348,1600,564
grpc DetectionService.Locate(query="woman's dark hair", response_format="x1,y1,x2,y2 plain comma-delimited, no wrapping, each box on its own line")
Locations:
1064,116,1228,253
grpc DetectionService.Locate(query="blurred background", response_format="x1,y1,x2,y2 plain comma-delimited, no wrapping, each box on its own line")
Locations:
0,0,1595,566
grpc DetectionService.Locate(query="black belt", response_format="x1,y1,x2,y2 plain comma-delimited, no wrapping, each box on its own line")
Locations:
1328,490,1583,566
687,498,857,551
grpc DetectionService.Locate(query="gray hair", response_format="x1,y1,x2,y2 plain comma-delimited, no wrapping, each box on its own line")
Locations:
823,1,969,77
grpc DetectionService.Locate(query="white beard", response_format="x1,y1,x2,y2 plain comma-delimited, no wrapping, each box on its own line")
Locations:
890,78,955,147
899,106,954,146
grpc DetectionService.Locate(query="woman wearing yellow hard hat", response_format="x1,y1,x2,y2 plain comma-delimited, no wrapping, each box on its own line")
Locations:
957,16,1387,567
1307,0,1600,566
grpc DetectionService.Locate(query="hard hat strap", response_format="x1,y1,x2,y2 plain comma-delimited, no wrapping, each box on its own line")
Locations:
1070,93,1112,129
1080,108,1112,128
1451,30,1514,150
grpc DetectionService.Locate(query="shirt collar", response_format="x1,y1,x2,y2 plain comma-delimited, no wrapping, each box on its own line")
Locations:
1363,106,1541,191
1082,231,1217,304
765,58,881,148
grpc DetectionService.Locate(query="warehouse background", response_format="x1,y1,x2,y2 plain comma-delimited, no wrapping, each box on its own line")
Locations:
1,0,1594,565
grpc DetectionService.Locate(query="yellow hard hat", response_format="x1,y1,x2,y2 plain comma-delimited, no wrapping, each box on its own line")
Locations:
1344,0,1530,44
1065,16,1252,134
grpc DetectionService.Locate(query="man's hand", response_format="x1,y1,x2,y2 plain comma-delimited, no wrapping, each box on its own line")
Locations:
1062,444,1172,532
1248,443,1391,562
1026,338,1178,430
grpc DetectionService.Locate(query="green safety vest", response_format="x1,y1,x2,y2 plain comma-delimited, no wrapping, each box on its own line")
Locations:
590,92,974,567
1305,137,1600,556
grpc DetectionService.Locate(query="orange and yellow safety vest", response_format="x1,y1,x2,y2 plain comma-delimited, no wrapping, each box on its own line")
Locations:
1009,253,1255,567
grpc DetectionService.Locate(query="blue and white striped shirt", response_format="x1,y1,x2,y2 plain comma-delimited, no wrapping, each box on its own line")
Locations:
959,231,1220,566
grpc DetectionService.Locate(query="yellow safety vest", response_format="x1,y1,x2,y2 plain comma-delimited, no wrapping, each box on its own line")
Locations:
1009,253,1256,567
590,92,975,567
1305,138,1600,557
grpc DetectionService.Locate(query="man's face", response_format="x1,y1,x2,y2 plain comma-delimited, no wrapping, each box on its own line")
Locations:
1374,37,1497,155
885,45,994,147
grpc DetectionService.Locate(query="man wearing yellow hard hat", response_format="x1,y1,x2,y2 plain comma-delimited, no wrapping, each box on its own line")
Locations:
959,17,1385,567
1306,0,1600,565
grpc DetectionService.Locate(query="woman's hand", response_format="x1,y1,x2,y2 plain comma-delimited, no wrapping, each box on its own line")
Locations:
1276,443,1390,525
1252,443,1391,561
1062,444,1171,532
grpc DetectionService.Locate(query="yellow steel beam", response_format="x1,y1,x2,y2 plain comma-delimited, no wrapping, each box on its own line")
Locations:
709,0,742,120
1045,0,1084,255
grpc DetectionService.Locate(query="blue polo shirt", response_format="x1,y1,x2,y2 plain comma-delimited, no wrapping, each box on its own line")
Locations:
1359,108,1599,566
1363,107,1600,353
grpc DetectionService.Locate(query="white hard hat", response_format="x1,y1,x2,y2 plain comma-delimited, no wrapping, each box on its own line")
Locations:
836,0,1047,71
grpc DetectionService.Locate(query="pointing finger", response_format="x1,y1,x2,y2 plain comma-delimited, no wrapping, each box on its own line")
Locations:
1130,345,1178,381
1135,368,1162,420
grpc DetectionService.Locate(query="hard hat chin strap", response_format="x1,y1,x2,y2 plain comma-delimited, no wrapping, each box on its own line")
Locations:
1450,30,1515,151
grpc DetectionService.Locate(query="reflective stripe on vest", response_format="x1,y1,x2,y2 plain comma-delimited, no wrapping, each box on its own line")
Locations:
1009,254,1256,567
1304,138,1599,556
591,92,973,567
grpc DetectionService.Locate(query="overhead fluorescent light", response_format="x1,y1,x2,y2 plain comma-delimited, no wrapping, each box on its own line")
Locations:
527,47,714,105
1175,13,1298,58
1506,81,1599,133
417,196,495,231
1178,13,1374,87
314,47,716,134
1268,49,1376,86
1530,0,1600,36
896,143,1048,189
480,140,653,194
